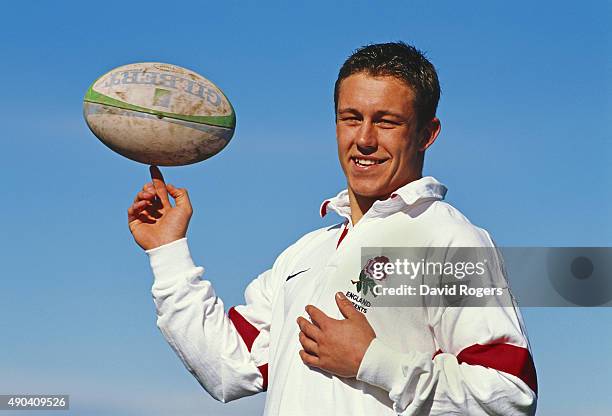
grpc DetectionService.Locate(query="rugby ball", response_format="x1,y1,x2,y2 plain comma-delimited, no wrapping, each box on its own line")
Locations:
83,62,235,166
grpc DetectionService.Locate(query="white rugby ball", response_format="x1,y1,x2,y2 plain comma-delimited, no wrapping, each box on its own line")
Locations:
83,62,235,166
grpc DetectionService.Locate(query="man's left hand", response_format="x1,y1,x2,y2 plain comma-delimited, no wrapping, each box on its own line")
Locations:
297,292,376,378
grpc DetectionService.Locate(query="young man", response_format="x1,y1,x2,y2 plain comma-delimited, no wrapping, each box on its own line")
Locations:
128,42,537,415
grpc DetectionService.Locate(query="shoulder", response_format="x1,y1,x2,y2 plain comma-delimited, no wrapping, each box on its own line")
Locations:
415,200,496,247
268,223,343,272
258,223,343,295
277,223,343,260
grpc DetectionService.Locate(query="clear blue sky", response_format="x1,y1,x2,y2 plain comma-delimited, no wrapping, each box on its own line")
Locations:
1,1,610,415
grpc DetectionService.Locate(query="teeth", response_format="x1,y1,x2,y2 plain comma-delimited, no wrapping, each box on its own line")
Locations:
355,158,378,166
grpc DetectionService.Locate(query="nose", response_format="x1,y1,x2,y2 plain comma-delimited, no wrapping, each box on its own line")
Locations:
356,121,377,155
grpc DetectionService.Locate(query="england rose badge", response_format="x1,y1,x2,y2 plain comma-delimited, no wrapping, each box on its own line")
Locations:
352,256,390,297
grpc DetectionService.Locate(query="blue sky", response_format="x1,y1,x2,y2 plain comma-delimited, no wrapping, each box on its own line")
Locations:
1,1,610,414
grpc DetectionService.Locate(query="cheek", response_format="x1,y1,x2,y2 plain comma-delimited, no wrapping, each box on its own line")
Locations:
336,139,349,174
336,128,353,156
388,130,419,157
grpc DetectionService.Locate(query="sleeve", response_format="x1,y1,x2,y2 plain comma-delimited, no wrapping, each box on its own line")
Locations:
147,237,273,403
356,228,538,415
356,307,537,415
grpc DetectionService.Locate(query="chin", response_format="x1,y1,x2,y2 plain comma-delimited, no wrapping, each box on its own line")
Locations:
349,181,392,200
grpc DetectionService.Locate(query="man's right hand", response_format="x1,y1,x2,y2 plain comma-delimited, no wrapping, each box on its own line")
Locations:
127,166,193,251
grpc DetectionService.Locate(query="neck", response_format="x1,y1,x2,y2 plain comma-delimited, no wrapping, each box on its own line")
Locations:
348,189,381,225
348,175,424,225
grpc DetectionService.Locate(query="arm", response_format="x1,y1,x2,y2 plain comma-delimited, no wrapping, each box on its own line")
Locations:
356,306,537,415
356,240,537,415
148,238,270,402
127,166,271,402
298,293,537,415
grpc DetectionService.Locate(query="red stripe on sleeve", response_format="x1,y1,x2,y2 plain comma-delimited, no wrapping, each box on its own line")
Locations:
258,364,269,390
228,307,260,352
228,307,269,390
456,343,538,395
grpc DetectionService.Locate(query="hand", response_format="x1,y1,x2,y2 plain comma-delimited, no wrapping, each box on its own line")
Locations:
127,166,193,251
297,292,376,378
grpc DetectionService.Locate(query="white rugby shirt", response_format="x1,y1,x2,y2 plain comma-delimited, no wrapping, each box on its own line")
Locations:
147,176,537,415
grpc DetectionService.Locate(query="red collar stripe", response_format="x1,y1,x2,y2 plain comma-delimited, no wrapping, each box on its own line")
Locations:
336,225,349,249
320,200,330,217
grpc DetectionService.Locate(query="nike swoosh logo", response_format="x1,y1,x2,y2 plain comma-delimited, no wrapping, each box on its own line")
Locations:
286,268,310,282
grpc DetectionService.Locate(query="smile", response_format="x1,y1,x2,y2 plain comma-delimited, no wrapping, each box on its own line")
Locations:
351,157,388,167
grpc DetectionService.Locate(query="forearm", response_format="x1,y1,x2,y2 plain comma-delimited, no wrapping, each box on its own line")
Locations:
357,339,537,415
148,238,266,402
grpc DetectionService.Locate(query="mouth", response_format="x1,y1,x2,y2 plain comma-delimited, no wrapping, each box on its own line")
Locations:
351,156,389,168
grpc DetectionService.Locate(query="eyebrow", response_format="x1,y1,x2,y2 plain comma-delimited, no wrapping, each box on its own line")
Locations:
337,107,360,115
337,108,406,120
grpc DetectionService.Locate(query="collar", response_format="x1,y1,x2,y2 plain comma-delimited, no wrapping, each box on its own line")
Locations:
320,176,448,220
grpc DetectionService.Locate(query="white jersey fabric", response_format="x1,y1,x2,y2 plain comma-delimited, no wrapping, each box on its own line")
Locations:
147,176,537,415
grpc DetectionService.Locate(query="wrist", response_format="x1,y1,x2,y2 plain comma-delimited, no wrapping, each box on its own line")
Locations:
356,338,404,392
140,231,187,251
355,335,376,374
146,238,198,284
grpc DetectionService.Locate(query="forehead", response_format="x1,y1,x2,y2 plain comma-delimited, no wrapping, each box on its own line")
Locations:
337,73,415,113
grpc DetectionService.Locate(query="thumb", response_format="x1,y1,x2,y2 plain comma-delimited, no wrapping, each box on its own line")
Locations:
167,184,192,210
335,292,360,320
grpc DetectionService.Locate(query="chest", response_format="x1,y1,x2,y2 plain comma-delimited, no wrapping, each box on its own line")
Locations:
271,219,439,355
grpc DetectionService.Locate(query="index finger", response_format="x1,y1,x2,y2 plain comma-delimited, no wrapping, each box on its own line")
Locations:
305,305,331,329
149,165,165,182
149,165,171,208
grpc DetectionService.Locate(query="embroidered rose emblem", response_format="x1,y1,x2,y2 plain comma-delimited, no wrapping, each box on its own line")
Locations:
351,256,391,297
364,256,391,280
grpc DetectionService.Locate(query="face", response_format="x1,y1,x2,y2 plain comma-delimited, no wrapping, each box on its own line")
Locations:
336,73,440,200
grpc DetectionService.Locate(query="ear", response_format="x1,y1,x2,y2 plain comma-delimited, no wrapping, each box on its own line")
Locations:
418,117,441,151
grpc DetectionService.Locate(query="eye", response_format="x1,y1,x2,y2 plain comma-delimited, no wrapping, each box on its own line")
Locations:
377,119,400,127
339,116,361,124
